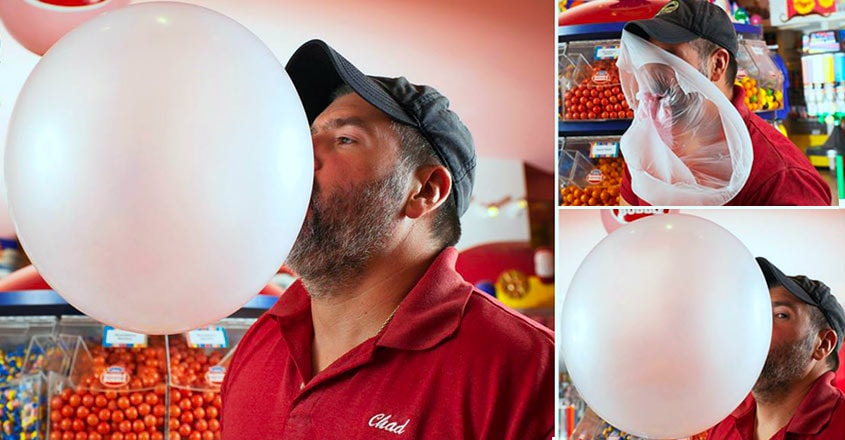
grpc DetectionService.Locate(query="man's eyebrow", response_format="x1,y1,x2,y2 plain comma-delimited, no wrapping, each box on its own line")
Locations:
772,300,798,309
310,117,370,135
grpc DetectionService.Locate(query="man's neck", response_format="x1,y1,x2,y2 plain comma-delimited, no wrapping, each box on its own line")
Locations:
308,243,441,375
753,369,827,440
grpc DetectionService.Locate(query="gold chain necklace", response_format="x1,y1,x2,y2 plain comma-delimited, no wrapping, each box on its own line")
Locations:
377,303,401,335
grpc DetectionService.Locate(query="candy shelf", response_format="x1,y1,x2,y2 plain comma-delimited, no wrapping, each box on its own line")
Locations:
558,22,772,136
558,120,632,136
558,22,625,41
0,290,277,318
769,10,845,32
558,22,763,40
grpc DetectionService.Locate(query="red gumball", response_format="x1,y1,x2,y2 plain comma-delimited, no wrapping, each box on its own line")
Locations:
143,414,157,429
125,407,138,421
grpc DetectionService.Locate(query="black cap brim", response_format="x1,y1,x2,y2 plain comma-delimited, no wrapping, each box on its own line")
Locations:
756,257,818,306
624,19,701,46
284,39,415,126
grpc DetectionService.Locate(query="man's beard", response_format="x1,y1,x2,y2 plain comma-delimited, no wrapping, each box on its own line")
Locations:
751,332,815,403
285,166,408,297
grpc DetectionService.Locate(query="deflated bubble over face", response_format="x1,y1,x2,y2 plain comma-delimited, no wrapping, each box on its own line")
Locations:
616,30,752,205
637,64,708,142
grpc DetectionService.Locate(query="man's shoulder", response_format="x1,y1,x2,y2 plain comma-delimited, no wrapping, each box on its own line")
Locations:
732,113,830,205
458,290,554,354
827,376,845,412
744,113,809,171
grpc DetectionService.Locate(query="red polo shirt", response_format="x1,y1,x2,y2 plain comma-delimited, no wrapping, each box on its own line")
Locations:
621,86,831,206
706,371,845,439
220,248,555,439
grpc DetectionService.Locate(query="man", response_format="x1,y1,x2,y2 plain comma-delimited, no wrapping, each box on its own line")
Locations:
220,40,555,439
619,0,831,206
707,257,845,439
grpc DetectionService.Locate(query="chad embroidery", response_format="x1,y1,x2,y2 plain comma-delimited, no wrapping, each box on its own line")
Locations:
368,413,410,435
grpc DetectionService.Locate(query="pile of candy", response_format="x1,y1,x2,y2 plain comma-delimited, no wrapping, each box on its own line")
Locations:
560,158,624,206
1,344,47,440
166,389,221,440
562,60,633,121
167,338,226,440
1,346,28,380
48,341,168,440
736,76,782,112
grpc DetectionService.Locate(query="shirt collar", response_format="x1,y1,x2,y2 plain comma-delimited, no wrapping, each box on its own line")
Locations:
376,247,472,351
267,274,310,320
727,392,757,435
728,371,842,435
266,247,472,352
784,371,842,435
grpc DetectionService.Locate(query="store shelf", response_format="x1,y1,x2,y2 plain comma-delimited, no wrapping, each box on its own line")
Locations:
559,119,632,136
559,22,762,41
559,22,626,41
755,110,778,120
734,23,763,37
771,11,845,32
0,289,278,318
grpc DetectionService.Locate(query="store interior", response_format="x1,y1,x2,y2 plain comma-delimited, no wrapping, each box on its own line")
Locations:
0,1,557,439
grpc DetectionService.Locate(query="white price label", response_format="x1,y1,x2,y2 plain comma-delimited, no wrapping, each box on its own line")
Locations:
102,326,147,348
186,326,229,348
594,46,620,60
590,141,620,158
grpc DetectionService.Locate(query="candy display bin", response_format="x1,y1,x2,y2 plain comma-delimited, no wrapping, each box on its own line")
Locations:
26,334,74,380
560,39,633,121
735,37,785,113
0,316,61,440
166,318,255,440
48,317,167,440
559,136,624,206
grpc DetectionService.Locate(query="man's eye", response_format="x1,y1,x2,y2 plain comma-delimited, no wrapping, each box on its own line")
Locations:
775,312,789,319
337,137,354,145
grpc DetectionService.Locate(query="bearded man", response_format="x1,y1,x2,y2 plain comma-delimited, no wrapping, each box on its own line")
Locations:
219,40,554,440
707,257,845,439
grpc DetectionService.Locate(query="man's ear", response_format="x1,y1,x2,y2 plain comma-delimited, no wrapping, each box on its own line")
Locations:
709,47,730,83
405,165,452,219
812,328,837,362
